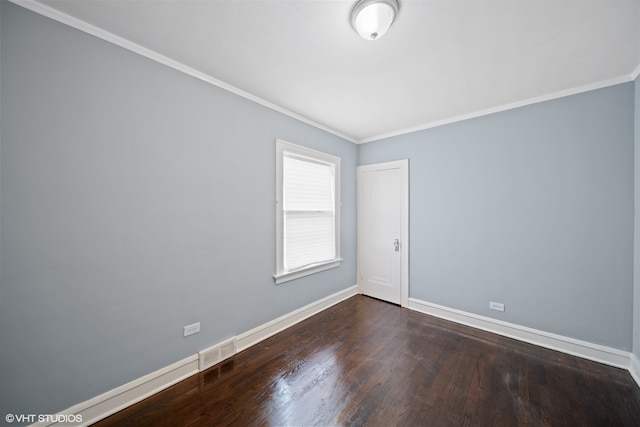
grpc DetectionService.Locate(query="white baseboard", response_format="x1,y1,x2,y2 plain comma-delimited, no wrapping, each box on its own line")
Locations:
31,355,199,427
32,285,359,427
236,285,359,352
630,354,640,388
35,288,635,427
408,297,631,370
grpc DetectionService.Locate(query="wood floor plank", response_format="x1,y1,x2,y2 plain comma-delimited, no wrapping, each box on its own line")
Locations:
92,295,640,426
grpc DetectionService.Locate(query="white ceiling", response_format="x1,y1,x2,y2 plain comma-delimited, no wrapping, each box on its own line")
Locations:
25,0,640,143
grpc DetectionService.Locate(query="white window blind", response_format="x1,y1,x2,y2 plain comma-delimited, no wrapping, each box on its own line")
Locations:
275,139,341,284
283,155,336,271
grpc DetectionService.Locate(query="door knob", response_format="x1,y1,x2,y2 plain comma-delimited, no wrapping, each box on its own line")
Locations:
394,239,400,252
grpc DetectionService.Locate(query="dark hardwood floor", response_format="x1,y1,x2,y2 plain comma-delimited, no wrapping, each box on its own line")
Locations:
93,295,640,426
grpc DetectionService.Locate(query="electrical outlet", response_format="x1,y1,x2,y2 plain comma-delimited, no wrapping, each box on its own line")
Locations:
183,322,200,337
490,301,505,312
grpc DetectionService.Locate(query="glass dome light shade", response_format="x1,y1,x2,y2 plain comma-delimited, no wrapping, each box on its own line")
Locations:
351,0,399,40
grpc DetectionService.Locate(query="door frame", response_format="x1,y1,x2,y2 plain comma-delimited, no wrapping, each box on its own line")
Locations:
357,159,409,307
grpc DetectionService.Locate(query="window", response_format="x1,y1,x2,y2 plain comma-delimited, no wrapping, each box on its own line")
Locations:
274,139,341,284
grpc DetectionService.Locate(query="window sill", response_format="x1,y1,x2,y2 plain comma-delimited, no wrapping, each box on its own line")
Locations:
274,259,343,285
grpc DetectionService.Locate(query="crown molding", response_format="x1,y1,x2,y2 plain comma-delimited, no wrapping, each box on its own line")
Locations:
358,73,636,144
631,63,640,80
9,1,639,147
9,0,358,144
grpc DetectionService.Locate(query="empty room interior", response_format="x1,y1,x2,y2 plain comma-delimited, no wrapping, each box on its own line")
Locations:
3,0,640,425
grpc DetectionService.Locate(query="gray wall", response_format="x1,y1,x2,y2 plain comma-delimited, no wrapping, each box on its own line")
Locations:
359,83,635,350
0,2,357,418
634,76,640,361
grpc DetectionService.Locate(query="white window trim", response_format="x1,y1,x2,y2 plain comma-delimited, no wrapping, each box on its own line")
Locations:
274,139,341,284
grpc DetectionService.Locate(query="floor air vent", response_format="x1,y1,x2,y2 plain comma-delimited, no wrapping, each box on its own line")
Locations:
199,337,237,371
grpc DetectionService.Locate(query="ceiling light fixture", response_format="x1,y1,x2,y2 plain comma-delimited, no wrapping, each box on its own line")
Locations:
351,0,399,41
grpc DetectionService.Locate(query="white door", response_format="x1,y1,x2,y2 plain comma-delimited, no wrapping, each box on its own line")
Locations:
357,160,408,306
